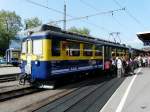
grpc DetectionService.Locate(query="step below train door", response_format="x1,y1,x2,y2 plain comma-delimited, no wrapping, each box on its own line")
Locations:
25,38,32,75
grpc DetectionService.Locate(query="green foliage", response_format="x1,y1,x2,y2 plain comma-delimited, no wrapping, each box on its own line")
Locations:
68,26,90,36
0,10,22,51
25,17,42,29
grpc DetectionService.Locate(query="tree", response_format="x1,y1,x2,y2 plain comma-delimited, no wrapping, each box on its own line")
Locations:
68,26,90,36
25,17,42,29
0,10,22,54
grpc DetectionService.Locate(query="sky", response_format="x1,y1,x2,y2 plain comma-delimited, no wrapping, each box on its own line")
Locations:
0,0,150,48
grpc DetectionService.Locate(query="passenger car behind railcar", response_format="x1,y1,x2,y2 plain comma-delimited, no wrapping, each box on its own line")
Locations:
6,48,21,66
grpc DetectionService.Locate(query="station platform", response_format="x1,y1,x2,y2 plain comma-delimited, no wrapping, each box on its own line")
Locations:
101,67,150,112
0,65,20,75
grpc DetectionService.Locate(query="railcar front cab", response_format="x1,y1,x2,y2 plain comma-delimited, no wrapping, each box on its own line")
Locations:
20,31,104,88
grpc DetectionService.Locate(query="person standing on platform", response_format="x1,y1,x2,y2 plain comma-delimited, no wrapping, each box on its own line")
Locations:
111,57,117,77
145,55,148,67
142,56,146,67
148,55,150,67
129,58,134,75
122,57,126,75
138,55,142,67
116,57,123,78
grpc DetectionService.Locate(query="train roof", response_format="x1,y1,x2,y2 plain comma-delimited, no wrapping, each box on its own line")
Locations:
131,48,145,52
23,24,128,49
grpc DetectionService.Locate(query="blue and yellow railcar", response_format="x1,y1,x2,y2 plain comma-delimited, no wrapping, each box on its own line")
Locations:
20,25,129,88
20,25,104,86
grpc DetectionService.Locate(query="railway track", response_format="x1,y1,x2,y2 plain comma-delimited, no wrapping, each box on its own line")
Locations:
16,76,118,112
0,73,19,83
31,77,125,112
0,75,105,104
0,75,124,112
0,87,43,102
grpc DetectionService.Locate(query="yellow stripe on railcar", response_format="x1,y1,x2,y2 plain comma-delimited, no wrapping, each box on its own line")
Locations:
21,39,103,61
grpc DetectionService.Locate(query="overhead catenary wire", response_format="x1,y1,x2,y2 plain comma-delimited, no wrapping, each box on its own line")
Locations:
110,14,132,44
79,0,127,42
49,8,125,23
112,0,147,29
25,0,131,39
26,0,65,15
25,0,118,33
112,16,122,27
26,0,125,24
111,14,128,30
79,0,127,31
80,0,99,12
79,0,109,32
79,0,124,29
110,12,129,35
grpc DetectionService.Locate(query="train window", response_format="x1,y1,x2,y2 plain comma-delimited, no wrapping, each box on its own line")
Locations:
112,48,116,56
95,45,102,56
117,49,121,52
12,51,19,59
116,53,119,56
83,44,93,56
52,40,60,56
66,42,80,56
112,52,115,57
126,50,129,53
33,40,42,55
112,48,116,52
22,42,26,53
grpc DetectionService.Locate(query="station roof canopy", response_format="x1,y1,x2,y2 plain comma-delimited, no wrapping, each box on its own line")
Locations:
137,31,150,41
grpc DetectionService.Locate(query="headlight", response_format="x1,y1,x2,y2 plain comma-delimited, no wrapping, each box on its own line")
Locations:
35,61,39,65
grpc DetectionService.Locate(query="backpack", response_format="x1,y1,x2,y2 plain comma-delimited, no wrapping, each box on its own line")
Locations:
104,61,110,70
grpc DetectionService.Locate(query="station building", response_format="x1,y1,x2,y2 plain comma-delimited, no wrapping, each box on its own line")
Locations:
137,32,150,52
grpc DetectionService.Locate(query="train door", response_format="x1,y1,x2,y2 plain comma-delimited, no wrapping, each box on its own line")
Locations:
25,39,32,75
102,45,111,69
104,46,112,60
